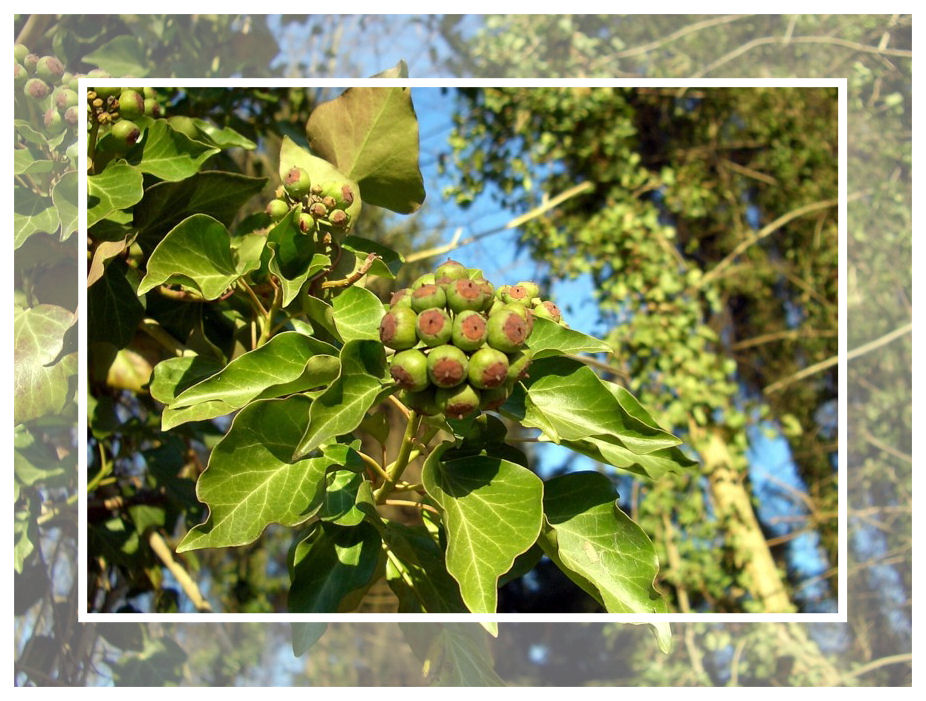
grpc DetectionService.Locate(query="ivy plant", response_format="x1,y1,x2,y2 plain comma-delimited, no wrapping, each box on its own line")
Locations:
85,77,694,644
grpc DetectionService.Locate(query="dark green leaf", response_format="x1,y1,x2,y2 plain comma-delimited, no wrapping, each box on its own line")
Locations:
384,521,467,613
87,163,144,229
288,522,384,612
341,236,405,279
400,623,505,686
291,623,327,656
130,120,219,182
88,260,145,349
263,211,330,306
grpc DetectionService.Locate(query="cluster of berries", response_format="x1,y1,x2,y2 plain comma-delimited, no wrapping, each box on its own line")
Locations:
86,85,161,150
266,166,354,238
380,260,563,420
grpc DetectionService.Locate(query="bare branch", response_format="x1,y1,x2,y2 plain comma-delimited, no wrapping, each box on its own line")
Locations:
148,532,212,612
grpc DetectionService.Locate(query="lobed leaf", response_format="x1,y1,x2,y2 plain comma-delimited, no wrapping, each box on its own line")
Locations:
87,163,144,228
331,285,385,343
129,120,219,181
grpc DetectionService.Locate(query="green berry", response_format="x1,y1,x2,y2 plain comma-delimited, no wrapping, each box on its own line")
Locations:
500,302,535,335
144,98,161,117
467,347,509,390
308,202,328,218
399,387,440,416
445,278,490,314
63,106,79,126
427,345,468,389
435,259,469,282
14,63,28,85
379,307,418,350
284,166,312,199
517,281,541,299
266,199,290,221
111,119,141,149
329,210,350,228
435,383,481,420
298,212,315,233
118,89,145,119
35,56,64,83
410,284,446,313
54,87,78,109
451,310,488,352
388,288,414,309
501,284,533,306
411,273,436,290
13,44,29,64
415,308,452,347
480,385,510,411
390,349,430,392
476,278,495,308
43,108,65,134
143,87,158,99
487,307,529,353
506,350,533,383
533,300,562,323
24,78,49,100
23,54,39,73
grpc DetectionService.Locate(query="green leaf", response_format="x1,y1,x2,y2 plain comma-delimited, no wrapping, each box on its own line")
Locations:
83,35,149,76
421,442,544,619
149,355,225,405
170,331,339,410
176,396,332,552
341,236,404,279
291,623,327,656
278,136,362,222
540,471,667,614
14,150,55,177
87,259,145,349
14,425,65,490
14,305,77,424
14,186,59,249
87,163,144,228
518,356,681,455
130,120,219,182
180,118,257,150
384,522,467,613
14,508,36,573
293,340,391,459
400,623,505,686
51,170,79,241
306,84,426,214
137,214,240,300
288,522,384,612
133,171,267,251
331,285,385,343
526,317,613,358
263,210,330,306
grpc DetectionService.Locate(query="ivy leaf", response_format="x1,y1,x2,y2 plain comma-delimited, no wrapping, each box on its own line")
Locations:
51,170,79,241
400,623,505,686
293,340,391,459
14,305,77,424
149,355,225,405
540,471,668,614
14,185,59,249
170,331,339,410
288,522,385,613
384,521,467,613
83,35,149,76
307,82,426,214
341,236,404,279
137,214,241,300
87,163,144,228
129,120,219,182
421,442,544,623
133,171,267,251
87,259,145,349
317,445,373,527
291,623,327,656
331,285,385,343
176,396,332,552
278,136,362,222
526,317,613,358
518,356,681,455
263,210,330,306
168,117,257,150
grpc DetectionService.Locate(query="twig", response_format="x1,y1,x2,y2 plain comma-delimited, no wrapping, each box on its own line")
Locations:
504,181,594,230
843,653,912,680
383,499,440,516
156,286,206,303
728,638,748,686
320,252,379,289
148,531,212,612
138,319,186,357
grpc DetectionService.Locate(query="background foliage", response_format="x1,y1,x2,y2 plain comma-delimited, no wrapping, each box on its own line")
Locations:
11,13,911,686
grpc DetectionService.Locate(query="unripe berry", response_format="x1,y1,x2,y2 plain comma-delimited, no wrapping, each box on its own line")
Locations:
500,302,534,334
63,106,79,126
118,89,145,119
399,387,440,416
467,347,509,390
476,278,495,308
533,300,562,323
451,310,488,351
501,283,533,306
480,385,510,411
35,56,64,83
410,284,446,313
435,259,468,282
266,199,290,221
54,87,78,109
111,119,141,149
379,306,418,350
506,350,533,383
517,281,541,299
308,202,328,218
339,184,355,207
143,87,158,100
415,308,452,347
43,108,65,134
298,212,315,233
329,209,350,228
390,349,430,392
23,54,39,73
427,345,468,389
14,63,28,85
411,273,436,290
445,278,490,314
13,44,29,64
388,288,414,309
486,307,529,353
284,166,312,199
144,98,162,117
435,383,481,420
24,78,49,100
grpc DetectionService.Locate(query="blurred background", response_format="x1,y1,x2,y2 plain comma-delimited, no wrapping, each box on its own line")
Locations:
13,14,911,686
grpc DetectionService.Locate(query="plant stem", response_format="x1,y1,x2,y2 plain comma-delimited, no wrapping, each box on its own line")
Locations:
256,279,283,347
374,410,421,504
